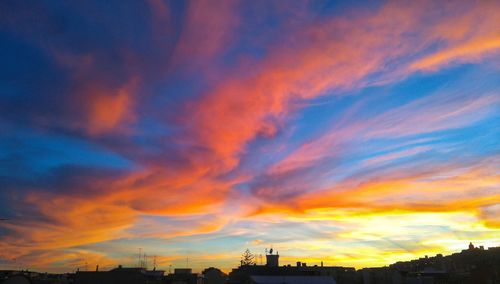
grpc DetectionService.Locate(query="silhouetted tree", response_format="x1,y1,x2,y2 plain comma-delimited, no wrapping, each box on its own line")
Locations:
240,248,255,266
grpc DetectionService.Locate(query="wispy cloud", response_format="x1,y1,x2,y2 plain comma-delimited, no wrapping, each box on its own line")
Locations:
0,0,499,272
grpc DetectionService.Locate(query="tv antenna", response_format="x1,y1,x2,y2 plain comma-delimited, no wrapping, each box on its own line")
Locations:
138,248,142,268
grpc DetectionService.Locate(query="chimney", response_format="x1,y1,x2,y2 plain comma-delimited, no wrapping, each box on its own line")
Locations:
96,265,99,272
302,263,307,267
297,262,301,267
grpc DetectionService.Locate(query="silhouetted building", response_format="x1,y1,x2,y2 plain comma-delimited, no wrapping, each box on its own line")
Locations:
165,268,203,284
75,267,147,284
145,268,165,280
249,275,336,284
469,242,475,250
202,267,227,284
74,266,163,284
2,275,31,284
228,251,355,284
1,270,74,284
265,254,279,267
3,243,498,284
365,243,500,284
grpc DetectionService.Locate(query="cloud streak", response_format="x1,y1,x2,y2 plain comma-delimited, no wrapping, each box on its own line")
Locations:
0,0,498,272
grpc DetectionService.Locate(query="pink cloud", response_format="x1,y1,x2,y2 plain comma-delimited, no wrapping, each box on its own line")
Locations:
2,1,499,271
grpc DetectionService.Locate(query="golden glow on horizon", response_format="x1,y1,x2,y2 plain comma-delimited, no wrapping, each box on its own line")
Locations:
0,0,499,274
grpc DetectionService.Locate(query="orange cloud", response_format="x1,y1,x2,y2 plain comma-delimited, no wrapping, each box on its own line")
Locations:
86,79,138,135
2,1,499,273
410,37,500,71
186,0,500,174
0,193,135,257
252,161,500,229
0,164,238,267
410,1,500,71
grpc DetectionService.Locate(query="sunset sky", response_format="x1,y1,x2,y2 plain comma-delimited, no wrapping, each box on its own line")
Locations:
0,0,499,273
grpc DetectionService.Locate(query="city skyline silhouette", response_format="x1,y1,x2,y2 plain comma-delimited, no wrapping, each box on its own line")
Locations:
0,0,499,280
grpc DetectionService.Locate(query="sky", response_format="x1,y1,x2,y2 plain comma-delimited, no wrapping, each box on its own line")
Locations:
0,0,499,273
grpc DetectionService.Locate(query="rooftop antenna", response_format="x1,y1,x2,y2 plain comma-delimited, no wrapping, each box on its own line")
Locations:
153,255,157,270
138,248,142,268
